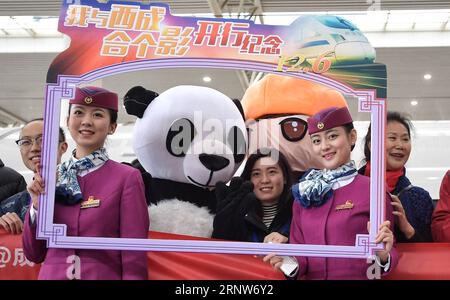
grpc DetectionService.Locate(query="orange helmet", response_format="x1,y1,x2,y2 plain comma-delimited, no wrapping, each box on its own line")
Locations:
242,74,348,120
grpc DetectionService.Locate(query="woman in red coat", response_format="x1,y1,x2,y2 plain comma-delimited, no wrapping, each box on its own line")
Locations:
431,170,450,242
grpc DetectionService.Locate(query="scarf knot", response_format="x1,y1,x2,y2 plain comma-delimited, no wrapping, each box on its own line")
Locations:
55,148,109,205
292,161,357,208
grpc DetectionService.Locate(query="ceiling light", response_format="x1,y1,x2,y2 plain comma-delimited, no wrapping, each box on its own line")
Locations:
202,76,212,83
424,74,432,80
410,100,418,106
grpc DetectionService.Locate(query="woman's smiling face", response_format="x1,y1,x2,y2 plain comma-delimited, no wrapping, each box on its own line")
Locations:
310,126,356,170
385,121,411,171
67,104,116,155
250,156,285,204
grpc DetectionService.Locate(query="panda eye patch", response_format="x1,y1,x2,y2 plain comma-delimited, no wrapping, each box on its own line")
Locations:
227,126,246,163
166,118,196,157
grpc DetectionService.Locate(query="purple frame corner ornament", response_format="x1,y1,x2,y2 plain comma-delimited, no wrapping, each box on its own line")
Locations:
38,58,386,259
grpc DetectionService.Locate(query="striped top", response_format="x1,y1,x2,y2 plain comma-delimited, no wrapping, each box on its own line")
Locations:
262,202,279,228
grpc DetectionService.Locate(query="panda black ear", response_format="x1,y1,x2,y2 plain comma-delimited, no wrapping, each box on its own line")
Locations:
232,98,245,121
123,86,159,118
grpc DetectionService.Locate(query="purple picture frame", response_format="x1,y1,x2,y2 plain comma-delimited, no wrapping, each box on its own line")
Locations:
38,57,386,259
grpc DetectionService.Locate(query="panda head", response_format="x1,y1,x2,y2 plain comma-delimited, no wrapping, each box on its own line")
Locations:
124,85,247,188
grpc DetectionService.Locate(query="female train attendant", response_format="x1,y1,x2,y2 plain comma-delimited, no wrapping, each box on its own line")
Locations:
265,106,397,279
23,86,150,280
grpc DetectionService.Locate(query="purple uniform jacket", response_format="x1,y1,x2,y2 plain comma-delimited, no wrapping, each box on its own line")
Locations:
22,160,150,280
290,174,398,280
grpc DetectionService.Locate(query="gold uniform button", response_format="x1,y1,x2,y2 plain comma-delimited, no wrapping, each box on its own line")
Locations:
84,96,93,104
317,122,324,130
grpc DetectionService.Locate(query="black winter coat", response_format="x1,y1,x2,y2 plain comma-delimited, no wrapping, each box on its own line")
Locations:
0,159,27,203
212,186,293,243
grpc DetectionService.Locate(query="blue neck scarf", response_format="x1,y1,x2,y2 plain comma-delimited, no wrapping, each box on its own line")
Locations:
55,148,109,205
292,161,357,208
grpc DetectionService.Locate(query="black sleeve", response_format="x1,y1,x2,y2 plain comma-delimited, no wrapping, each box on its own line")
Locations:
407,188,434,242
16,175,27,194
212,179,255,241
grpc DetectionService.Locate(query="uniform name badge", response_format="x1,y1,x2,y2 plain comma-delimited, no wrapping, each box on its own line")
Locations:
80,196,101,209
335,200,354,211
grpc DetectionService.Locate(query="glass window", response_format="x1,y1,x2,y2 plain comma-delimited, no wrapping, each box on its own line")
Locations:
317,16,358,30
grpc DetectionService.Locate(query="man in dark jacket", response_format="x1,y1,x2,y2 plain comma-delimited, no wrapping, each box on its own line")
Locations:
0,158,26,203
0,119,67,234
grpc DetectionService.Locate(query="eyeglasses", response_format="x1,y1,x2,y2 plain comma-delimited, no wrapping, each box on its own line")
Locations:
15,135,43,149
279,117,308,142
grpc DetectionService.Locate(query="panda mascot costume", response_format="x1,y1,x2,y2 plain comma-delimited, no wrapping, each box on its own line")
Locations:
124,85,247,237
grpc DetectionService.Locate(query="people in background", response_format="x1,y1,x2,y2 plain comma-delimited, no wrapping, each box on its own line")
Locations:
23,86,149,280
431,170,450,242
0,119,67,234
265,106,397,280
0,158,26,203
359,111,434,242
212,148,293,243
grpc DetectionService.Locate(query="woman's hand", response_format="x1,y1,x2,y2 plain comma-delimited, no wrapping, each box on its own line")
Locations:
263,232,288,244
27,163,45,211
390,194,415,239
261,233,288,271
368,220,394,264
263,253,284,272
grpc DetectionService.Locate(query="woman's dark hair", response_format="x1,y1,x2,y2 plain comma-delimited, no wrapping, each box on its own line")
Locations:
342,122,354,134
59,127,66,142
363,111,413,161
241,147,293,202
68,104,118,124
108,110,118,124
343,122,355,151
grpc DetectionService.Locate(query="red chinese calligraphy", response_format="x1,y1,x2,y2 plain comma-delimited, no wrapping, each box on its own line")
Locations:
193,20,282,55
240,34,263,54
261,35,283,55
194,21,249,47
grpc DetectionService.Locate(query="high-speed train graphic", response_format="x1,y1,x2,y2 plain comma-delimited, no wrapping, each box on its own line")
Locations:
285,15,376,66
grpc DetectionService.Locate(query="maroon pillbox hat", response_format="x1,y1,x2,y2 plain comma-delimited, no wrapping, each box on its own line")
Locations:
307,106,353,134
70,86,118,112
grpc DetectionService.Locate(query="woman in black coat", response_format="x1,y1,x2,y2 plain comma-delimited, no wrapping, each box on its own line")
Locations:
212,148,293,243
0,159,26,203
